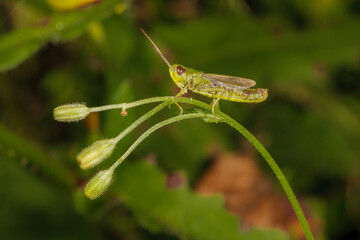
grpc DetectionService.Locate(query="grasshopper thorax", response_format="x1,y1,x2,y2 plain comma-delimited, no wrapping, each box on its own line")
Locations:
169,64,188,88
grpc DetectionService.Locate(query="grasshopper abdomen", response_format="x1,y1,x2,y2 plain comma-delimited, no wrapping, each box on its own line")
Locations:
221,88,268,103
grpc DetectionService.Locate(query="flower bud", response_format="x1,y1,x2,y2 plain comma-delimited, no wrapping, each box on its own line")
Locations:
53,103,90,122
77,139,116,169
84,169,113,200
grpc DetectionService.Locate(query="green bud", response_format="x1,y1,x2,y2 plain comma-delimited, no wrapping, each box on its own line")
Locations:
84,169,113,200
77,139,116,169
53,103,90,122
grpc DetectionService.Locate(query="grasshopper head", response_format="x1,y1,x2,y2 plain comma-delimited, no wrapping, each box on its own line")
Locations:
169,64,188,88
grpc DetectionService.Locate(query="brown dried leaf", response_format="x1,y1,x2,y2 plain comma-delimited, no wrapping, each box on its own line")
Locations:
196,153,321,239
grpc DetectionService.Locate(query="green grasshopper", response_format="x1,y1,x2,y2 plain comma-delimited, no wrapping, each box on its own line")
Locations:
141,29,268,118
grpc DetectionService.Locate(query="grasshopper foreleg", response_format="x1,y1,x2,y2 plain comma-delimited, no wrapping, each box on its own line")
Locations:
174,84,190,115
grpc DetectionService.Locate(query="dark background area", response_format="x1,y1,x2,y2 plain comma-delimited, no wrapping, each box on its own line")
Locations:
0,0,359,239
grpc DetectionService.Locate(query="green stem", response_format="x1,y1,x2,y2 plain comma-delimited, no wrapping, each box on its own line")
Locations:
175,97,315,240
86,95,314,239
110,113,212,171
222,115,314,240
90,96,173,113
114,99,174,143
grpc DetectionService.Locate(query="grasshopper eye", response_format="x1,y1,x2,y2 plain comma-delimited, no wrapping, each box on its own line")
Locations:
176,66,186,75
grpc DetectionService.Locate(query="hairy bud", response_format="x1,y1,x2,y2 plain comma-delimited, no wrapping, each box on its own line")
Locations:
53,103,90,122
77,139,116,169
84,169,114,200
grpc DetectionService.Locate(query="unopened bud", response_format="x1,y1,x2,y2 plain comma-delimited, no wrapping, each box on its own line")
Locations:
53,103,90,122
77,139,116,169
84,168,113,200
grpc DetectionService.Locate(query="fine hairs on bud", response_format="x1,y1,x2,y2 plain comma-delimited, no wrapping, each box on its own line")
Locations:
53,103,90,122
77,139,117,169
84,168,114,200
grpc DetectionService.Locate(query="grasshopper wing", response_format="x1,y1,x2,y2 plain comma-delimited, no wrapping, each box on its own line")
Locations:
202,73,256,89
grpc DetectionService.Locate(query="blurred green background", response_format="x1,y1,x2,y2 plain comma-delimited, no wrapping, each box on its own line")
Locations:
0,0,359,239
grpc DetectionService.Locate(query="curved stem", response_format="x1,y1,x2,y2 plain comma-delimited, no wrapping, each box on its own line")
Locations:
114,99,174,143
174,97,314,240
85,95,313,239
110,112,213,171
221,115,314,240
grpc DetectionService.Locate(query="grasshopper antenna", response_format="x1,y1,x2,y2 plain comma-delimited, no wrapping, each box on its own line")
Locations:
140,28,172,69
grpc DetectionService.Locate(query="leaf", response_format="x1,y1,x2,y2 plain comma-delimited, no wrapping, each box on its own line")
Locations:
0,28,47,72
0,152,95,239
9,0,53,13
112,161,289,240
47,0,102,11
0,0,123,72
0,124,75,188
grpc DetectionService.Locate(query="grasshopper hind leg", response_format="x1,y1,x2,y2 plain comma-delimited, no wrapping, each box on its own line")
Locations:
211,94,224,120
174,102,183,116
196,86,226,119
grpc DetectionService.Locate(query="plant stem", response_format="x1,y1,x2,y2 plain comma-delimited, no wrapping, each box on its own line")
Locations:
175,97,315,240
86,95,314,239
110,112,213,171
90,96,173,113
221,114,314,240
114,99,174,143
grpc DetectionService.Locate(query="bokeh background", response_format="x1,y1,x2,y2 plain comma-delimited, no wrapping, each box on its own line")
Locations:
0,0,359,239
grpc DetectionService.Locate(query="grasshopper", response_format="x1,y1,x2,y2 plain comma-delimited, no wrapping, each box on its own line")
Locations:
140,29,268,118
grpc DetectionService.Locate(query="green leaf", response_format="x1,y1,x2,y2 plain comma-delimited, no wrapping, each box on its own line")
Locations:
8,0,53,13
0,124,75,188
0,152,96,239
112,161,289,240
0,0,123,72
0,28,47,72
